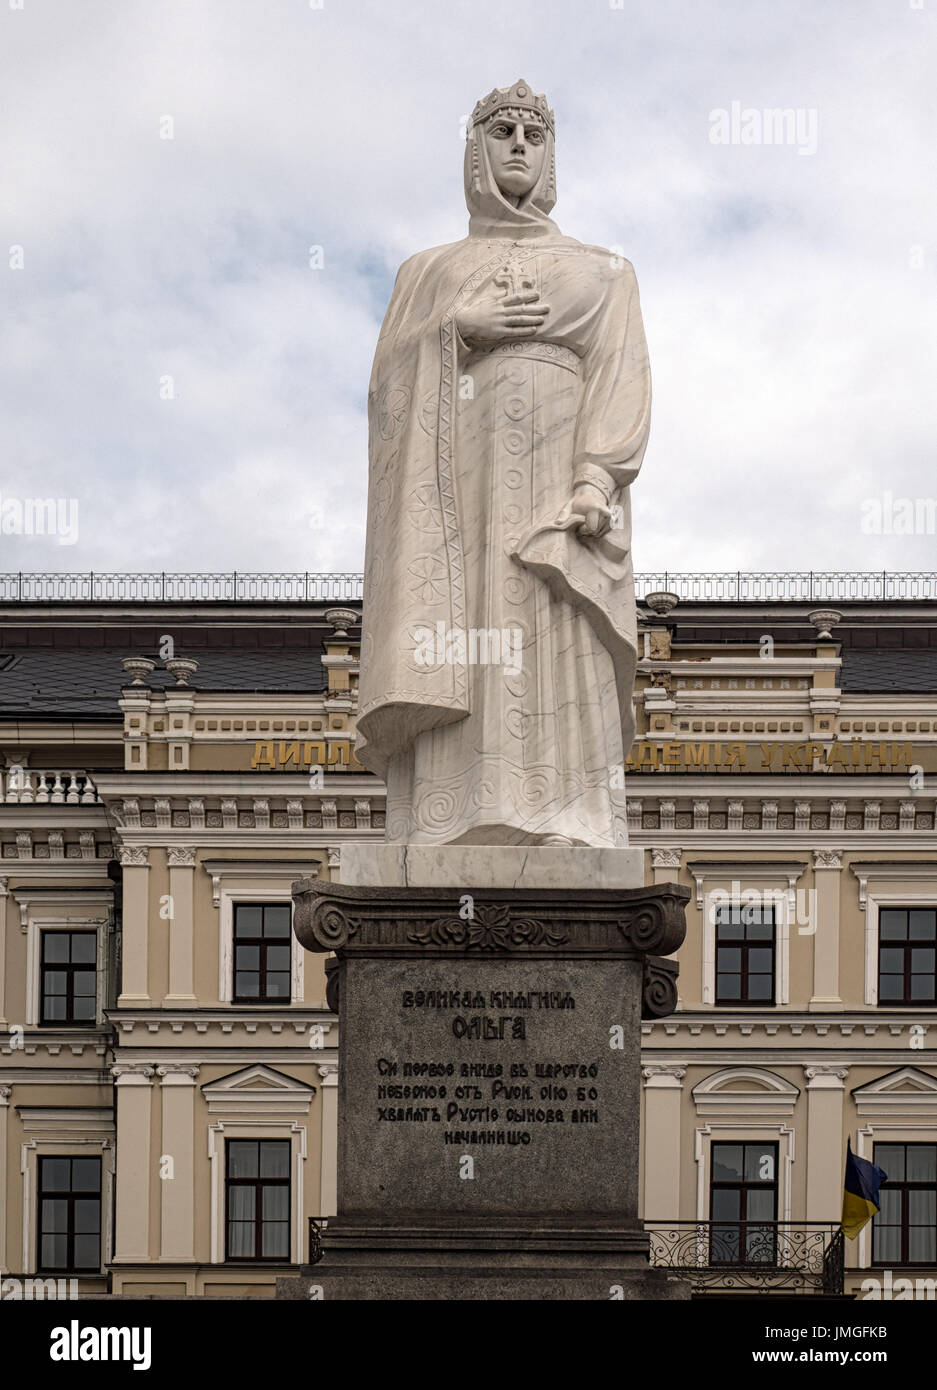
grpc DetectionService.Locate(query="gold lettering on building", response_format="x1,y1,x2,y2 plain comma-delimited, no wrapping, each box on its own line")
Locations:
625,739,925,775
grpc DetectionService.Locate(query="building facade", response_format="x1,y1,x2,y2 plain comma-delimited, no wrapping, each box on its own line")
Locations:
0,587,370,1296
634,587,937,1295
0,574,934,1297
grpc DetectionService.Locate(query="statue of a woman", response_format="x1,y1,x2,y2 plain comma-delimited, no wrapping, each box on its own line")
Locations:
355,80,651,848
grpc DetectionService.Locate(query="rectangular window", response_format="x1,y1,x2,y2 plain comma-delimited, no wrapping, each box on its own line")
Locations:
709,1141,778,1265
873,1143,937,1266
232,903,292,1003
40,931,97,1025
878,908,937,1005
37,1156,101,1272
225,1139,291,1262
714,904,776,1006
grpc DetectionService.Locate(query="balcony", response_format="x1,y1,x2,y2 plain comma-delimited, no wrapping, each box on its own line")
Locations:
0,770,99,804
647,1221,846,1295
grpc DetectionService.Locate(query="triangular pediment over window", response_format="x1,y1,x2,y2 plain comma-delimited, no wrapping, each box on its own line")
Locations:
201,1064,315,1115
853,1067,937,1116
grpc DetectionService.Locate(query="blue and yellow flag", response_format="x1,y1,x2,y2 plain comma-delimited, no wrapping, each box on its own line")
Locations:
841,1139,887,1239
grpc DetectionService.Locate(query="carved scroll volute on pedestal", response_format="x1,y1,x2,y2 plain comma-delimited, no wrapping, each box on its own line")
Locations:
324,957,340,1014
618,888,688,957
641,957,679,1019
292,876,359,954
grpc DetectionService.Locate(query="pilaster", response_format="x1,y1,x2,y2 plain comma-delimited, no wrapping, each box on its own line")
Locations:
810,849,843,1009
117,846,151,1006
111,1064,155,1261
157,1065,199,1260
642,1064,686,1220
165,846,197,1004
317,1063,339,1218
804,1065,848,1222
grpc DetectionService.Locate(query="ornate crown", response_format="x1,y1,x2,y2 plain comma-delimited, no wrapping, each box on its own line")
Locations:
470,79,554,135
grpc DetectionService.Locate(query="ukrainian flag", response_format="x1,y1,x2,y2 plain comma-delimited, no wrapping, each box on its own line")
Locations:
841,1139,888,1239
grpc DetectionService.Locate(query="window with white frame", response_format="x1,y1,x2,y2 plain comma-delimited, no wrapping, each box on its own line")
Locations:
851,863,937,1006
689,861,805,1007
20,1131,114,1277
16,890,111,1029
203,862,314,1007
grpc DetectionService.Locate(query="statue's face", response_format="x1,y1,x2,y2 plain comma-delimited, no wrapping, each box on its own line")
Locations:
483,115,546,199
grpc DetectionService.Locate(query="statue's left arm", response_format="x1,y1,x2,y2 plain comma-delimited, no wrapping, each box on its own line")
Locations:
571,260,651,515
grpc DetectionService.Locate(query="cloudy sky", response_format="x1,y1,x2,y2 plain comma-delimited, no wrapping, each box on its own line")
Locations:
2,0,935,578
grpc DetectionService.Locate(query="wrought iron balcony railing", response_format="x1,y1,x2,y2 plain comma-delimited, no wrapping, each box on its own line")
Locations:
0,572,933,604
647,1221,845,1295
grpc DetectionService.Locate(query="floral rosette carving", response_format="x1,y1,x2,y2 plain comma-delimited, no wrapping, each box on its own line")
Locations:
408,903,567,951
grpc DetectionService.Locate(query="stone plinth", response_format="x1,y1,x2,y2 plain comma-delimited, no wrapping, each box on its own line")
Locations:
278,849,690,1300
338,843,644,890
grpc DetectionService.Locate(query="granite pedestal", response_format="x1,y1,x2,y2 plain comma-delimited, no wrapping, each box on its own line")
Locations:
278,846,690,1300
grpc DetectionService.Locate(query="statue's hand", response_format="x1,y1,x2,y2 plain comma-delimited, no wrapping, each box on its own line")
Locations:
570,482,612,538
456,290,550,347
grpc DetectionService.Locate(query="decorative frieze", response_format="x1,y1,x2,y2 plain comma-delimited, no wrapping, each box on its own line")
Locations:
294,880,690,963
627,792,936,836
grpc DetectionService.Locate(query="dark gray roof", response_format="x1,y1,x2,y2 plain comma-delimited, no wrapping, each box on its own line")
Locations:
841,649,937,694
0,650,326,717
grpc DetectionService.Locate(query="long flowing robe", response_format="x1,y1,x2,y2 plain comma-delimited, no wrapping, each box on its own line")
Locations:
355,119,650,847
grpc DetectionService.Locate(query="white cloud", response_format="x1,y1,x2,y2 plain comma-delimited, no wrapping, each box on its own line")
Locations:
1,0,935,576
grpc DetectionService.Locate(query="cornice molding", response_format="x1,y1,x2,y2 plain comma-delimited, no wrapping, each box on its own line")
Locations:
15,1106,114,1134
642,1013,937,1042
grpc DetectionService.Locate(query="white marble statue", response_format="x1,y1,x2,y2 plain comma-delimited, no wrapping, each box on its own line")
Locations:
355,80,651,848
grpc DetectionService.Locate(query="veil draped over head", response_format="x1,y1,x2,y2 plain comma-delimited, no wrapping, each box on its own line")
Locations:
463,90,561,240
